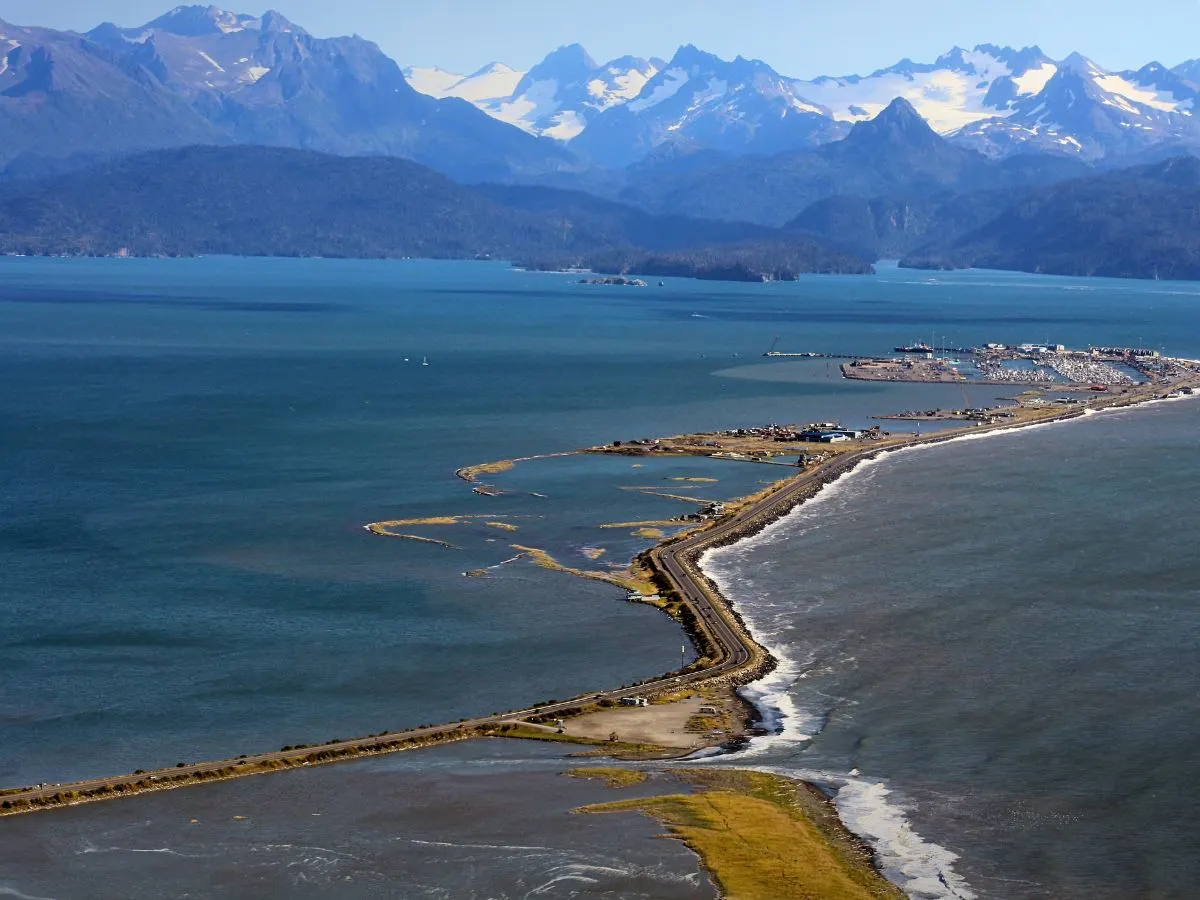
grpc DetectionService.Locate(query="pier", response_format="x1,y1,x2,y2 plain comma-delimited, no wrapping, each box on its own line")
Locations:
763,350,876,360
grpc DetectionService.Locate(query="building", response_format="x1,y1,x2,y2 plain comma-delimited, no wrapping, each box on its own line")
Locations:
799,428,862,443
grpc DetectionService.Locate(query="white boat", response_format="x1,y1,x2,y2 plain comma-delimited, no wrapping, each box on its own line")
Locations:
421,356,429,367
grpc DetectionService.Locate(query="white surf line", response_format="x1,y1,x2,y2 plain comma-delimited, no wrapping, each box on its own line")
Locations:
707,389,1200,746
694,393,1200,899
488,554,524,569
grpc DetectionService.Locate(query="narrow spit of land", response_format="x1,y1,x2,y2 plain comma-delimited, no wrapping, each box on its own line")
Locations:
4,364,1198,822
580,768,907,900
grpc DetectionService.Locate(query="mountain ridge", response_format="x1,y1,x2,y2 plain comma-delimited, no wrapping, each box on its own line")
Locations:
900,155,1200,280
0,6,579,182
407,39,1200,167
614,96,1088,226
0,144,870,280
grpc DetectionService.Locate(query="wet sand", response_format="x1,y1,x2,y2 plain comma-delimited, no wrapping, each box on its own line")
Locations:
562,697,718,749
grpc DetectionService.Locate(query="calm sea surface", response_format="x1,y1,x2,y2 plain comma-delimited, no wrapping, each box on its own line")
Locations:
2,257,1199,898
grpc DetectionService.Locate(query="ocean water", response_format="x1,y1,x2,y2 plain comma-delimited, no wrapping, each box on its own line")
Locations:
705,397,1200,899
0,740,717,899
3,257,1200,897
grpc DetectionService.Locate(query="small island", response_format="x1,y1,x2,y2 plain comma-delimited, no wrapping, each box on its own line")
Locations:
578,275,647,286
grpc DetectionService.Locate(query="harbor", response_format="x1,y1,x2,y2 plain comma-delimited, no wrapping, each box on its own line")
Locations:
841,340,1166,386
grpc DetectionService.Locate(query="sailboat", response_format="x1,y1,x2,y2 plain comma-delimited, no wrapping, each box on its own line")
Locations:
421,356,429,367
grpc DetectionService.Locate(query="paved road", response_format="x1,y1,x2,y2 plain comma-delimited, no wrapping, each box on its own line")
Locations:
1,445,862,809
6,380,1194,812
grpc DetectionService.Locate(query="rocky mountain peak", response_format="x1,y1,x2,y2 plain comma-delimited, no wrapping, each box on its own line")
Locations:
532,43,597,74
142,5,257,37
667,44,725,73
1059,51,1101,75
260,10,303,35
850,97,934,138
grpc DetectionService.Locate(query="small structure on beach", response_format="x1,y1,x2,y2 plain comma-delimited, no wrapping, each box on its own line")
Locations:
799,428,862,443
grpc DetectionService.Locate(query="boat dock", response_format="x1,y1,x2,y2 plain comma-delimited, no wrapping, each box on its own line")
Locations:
763,350,875,360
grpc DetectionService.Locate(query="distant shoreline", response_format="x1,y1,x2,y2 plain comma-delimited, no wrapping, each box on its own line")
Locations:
7,253,1197,285
0,253,873,285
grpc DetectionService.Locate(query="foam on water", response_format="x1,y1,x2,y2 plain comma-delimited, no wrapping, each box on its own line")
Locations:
701,448,896,753
697,411,1163,898
833,778,977,900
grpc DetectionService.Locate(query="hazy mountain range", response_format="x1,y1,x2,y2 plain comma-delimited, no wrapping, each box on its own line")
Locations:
1,4,1196,281
0,6,578,182
410,41,1200,167
3,4,1199,180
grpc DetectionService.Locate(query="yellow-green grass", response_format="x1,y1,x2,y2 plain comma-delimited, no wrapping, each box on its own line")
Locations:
684,714,723,734
457,459,516,482
485,521,519,532
511,545,656,595
367,516,460,529
580,769,905,900
598,519,684,529
365,530,458,549
484,724,666,756
669,476,718,483
566,767,648,788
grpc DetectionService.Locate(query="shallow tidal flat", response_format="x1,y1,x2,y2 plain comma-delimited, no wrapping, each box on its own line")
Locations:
0,741,717,900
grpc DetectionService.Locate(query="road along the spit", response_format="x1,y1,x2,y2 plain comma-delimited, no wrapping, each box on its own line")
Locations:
6,380,1193,816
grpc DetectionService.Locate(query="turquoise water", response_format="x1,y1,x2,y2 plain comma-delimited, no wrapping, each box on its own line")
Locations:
3,257,1200,897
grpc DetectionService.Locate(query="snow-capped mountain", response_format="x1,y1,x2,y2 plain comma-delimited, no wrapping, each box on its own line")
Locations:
1,5,576,181
402,65,473,99
572,45,847,167
0,13,225,166
792,44,1058,132
403,62,525,103
7,6,1200,180
459,44,663,141
414,41,1200,167
88,7,294,96
954,54,1200,160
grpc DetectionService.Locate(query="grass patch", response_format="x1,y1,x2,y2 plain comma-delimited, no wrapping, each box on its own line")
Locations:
669,476,719,483
365,530,458,549
485,521,519,532
634,527,665,539
580,769,905,900
684,714,723,734
511,545,655,594
598,519,684,529
484,724,665,756
566,767,648,788
457,459,516,482
368,516,461,528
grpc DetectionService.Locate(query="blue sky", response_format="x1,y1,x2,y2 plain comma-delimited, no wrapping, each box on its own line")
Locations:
12,1,1200,76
